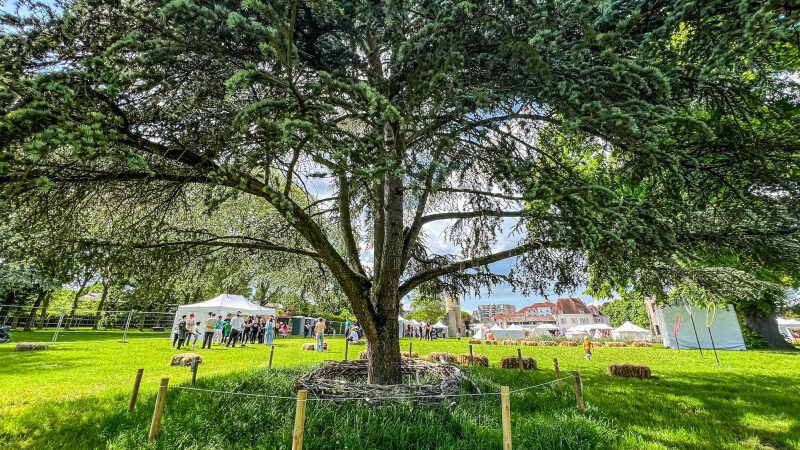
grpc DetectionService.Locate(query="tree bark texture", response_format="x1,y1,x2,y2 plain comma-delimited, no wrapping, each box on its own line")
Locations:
24,291,47,331
92,281,109,330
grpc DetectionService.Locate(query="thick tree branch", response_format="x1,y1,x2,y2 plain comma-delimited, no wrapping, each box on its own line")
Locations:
338,174,366,276
398,241,555,297
70,237,321,259
419,209,526,225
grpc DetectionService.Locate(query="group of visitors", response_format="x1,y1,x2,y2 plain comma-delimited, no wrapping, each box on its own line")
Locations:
403,324,439,340
172,311,291,350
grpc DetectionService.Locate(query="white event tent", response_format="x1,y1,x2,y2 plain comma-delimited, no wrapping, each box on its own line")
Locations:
777,317,800,342
398,315,410,337
489,324,525,339
611,321,651,341
172,294,275,333
652,302,745,350
530,323,558,337
471,324,488,339
432,321,449,337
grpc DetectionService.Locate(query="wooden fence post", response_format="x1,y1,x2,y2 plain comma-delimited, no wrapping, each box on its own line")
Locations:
553,358,562,388
148,377,169,442
469,344,474,366
191,357,199,387
572,370,584,411
128,368,144,411
409,342,413,356
344,340,349,360
500,386,512,450
292,389,308,450
517,348,524,373
269,345,275,367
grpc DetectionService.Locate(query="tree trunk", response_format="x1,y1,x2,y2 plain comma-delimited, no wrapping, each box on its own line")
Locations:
744,314,791,350
66,277,90,330
24,291,47,331
36,292,52,329
92,281,109,330
365,316,402,385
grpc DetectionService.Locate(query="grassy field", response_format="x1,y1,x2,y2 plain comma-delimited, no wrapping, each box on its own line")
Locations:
1,332,798,449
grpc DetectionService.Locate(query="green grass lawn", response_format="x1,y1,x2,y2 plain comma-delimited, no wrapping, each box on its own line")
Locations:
1,332,798,449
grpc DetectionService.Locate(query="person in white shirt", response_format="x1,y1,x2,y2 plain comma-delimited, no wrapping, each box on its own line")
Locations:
226,311,245,348
201,312,218,349
185,314,197,349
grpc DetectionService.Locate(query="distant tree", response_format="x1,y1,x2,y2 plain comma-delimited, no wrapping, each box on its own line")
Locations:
406,291,445,325
600,292,650,329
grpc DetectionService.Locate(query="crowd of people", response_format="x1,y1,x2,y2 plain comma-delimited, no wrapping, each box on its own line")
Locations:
402,324,443,340
172,311,288,349
172,312,333,352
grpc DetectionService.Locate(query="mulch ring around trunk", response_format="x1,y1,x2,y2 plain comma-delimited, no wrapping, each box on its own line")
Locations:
298,358,480,404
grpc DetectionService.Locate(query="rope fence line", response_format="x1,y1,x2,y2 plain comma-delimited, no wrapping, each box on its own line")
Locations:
169,373,579,401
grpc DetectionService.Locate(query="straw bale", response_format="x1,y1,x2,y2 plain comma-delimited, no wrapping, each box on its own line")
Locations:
502,339,518,345
468,339,482,344
521,340,539,346
301,343,316,350
457,353,488,366
425,352,458,364
14,342,49,352
608,363,651,379
605,342,628,347
559,341,578,346
499,356,538,370
169,353,203,366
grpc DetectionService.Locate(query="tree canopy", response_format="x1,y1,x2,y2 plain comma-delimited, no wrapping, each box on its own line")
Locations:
2,0,798,383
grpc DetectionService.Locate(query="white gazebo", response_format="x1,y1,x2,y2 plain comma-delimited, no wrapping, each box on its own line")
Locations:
432,320,449,337
530,323,558,337
611,321,651,341
398,315,410,337
777,317,800,342
470,324,488,339
172,294,275,333
489,324,525,339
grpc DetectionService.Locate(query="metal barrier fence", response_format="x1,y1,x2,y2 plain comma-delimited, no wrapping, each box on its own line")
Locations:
0,305,353,344
0,305,176,344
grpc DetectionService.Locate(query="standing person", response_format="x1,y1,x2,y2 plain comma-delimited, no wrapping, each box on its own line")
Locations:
222,314,232,344
281,322,288,338
213,314,224,345
175,315,188,349
304,320,310,338
226,311,244,348
186,314,199,349
257,317,266,344
172,321,180,348
241,316,251,345
583,337,594,360
345,318,351,337
251,318,260,344
201,312,217,349
314,317,326,352
265,316,275,346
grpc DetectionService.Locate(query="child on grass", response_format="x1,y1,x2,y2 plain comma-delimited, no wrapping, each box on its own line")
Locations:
583,337,593,360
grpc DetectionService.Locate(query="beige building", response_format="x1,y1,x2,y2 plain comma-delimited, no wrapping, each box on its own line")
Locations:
553,296,610,334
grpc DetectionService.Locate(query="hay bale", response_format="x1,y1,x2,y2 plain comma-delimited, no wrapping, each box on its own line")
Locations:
539,341,557,346
632,341,652,348
425,352,458,364
559,341,578,347
358,350,368,360
608,363,651,379
468,338,482,344
606,342,628,347
301,343,316,350
457,353,488,366
499,356,538,370
521,340,539,346
169,353,203,367
483,340,498,345
400,351,419,358
593,342,604,347
348,340,366,346
14,342,49,352
502,339,518,346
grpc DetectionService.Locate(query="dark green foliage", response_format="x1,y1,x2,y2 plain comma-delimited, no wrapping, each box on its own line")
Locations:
600,292,651,329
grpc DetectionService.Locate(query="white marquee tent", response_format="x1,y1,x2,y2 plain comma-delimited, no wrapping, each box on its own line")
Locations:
432,320,449,337
530,323,558,336
611,321,651,341
398,315,410,337
172,294,275,332
470,324,488,339
777,317,800,343
489,324,526,339
652,302,746,350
